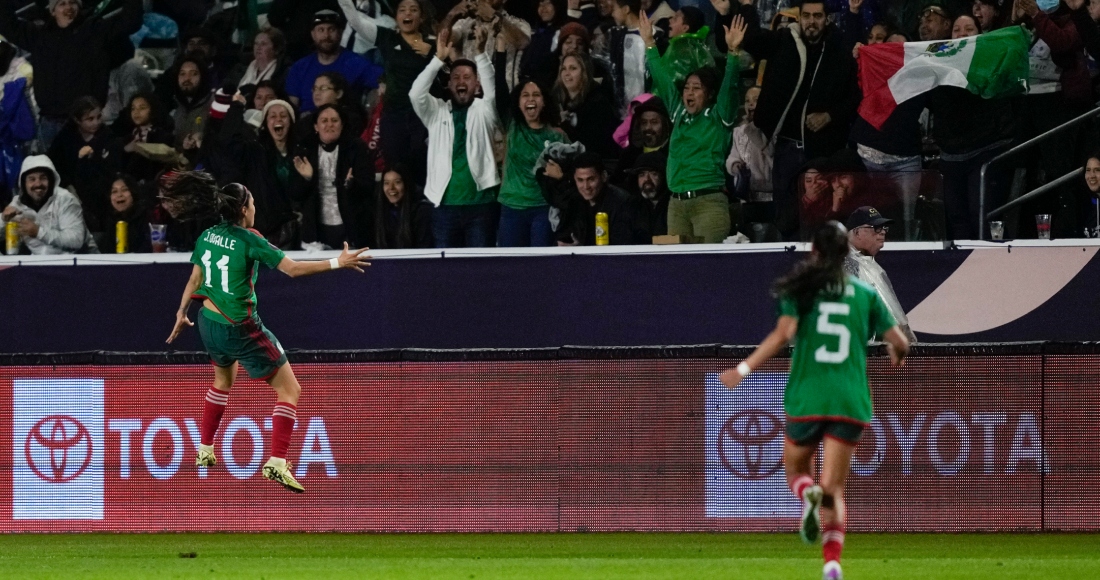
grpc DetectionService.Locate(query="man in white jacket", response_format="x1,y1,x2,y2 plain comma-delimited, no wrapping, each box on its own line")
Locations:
411,27,501,248
2,155,93,255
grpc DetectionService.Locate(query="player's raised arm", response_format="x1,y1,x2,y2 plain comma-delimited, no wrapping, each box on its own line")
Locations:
277,242,372,278
167,264,203,343
882,325,910,367
720,315,798,389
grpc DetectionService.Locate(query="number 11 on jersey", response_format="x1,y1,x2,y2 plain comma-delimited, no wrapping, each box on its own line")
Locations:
200,250,233,295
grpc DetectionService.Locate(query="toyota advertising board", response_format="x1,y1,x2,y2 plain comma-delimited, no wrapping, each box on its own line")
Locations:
0,354,1096,532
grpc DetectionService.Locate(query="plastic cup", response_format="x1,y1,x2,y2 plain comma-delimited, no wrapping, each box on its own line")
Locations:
1036,214,1051,240
989,221,1004,241
149,223,168,253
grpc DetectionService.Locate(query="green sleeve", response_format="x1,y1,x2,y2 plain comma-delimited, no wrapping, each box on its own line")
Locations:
871,291,898,337
245,231,286,269
777,295,799,320
190,240,204,267
715,53,742,126
645,46,676,107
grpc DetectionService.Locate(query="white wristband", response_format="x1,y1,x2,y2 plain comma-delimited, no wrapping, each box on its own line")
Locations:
736,362,752,377
329,257,340,270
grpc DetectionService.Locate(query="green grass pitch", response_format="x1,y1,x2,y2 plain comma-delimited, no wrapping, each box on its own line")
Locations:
0,532,1097,579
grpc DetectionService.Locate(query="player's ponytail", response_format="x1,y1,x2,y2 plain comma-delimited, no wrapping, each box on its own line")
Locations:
158,171,250,224
773,221,849,317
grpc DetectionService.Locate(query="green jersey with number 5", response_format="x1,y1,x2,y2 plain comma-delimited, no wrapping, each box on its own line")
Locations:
779,276,897,425
190,224,286,323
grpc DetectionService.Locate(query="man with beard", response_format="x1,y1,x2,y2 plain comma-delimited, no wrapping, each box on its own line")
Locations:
412,27,501,248
630,150,670,237
2,155,91,254
284,9,383,113
612,96,671,187
736,0,858,240
0,0,143,150
171,55,214,152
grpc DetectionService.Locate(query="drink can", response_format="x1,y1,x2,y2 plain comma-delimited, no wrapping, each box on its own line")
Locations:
115,221,128,254
595,212,609,246
5,220,18,255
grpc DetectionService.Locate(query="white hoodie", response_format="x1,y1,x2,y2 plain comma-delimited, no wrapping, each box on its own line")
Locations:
5,155,91,255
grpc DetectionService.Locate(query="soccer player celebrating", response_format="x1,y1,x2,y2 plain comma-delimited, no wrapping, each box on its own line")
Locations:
164,171,370,493
720,221,909,580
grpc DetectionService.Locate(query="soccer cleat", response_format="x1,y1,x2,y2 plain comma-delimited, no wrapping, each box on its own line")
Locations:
195,446,217,468
823,560,843,580
263,459,305,493
800,485,824,544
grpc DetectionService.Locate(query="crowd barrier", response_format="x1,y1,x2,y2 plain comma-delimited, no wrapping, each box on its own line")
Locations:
1,343,1096,532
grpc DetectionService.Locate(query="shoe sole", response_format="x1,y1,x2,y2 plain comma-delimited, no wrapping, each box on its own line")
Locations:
801,486,823,544
263,466,305,494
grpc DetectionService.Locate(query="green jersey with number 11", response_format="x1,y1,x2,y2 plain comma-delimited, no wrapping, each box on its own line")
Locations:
190,223,286,323
779,276,897,425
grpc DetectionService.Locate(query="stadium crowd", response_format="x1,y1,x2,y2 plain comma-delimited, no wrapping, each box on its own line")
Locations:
2,0,1100,255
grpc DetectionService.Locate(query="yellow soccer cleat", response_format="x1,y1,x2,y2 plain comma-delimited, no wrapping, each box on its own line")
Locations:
195,445,217,468
262,458,305,493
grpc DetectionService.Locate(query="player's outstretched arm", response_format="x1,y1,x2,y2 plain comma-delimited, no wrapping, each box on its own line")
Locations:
882,325,910,367
720,315,798,389
167,265,203,344
277,242,372,278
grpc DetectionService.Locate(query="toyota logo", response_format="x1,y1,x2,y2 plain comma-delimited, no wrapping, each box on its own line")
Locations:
717,411,783,480
25,415,93,483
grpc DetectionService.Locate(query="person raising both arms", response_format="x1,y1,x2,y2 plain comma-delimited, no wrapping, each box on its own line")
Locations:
164,171,370,493
721,221,910,580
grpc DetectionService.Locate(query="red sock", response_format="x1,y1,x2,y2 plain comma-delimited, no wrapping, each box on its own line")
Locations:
822,524,845,563
200,387,229,446
790,475,814,499
271,402,297,459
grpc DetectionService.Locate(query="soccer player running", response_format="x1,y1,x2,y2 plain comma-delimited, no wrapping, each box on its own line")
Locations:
721,221,909,580
164,171,370,493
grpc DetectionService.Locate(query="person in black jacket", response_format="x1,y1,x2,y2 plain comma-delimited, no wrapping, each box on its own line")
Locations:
110,92,176,183
268,0,341,62
733,0,859,240
220,96,302,249
290,103,375,248
0,0,143,150
47,96,116,234
553,53,619,158
104,173,153,253
374,164,434,248
542,152,650,245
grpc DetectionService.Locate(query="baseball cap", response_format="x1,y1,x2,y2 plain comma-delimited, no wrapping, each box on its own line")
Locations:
629,151,668,174
846,206,893,230
920,0,950,18
313,9,345,29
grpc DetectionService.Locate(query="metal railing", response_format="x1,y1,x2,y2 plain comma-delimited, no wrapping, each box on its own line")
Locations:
979,106,1100,240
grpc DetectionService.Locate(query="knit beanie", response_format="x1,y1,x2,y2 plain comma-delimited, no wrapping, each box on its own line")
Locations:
262,99,297,125
48,0,82,11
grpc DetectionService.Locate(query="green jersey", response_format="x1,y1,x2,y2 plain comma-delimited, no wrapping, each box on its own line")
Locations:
780,276,897,424
190,223,286,323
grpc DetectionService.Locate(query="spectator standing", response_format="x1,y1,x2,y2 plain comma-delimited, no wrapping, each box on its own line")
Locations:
974,0,1010,30
555,54,619,158
0,0,143,150
341,0,397,53
451,0,533,90
521,0,571,81
339,0,437,178
531,22,612,97
47,96,114,232
496,67,567,247
268,0,341,61
290,103,376,248
918,0,954,40
2,155,92,254
111,92,176,183
411,29,502,248
608,0,648,115
284,10,383,113
542,152,650,244
644,13,743,243
374,164,435,248
726,85,774,201
739,0,860,240
844,206,918,342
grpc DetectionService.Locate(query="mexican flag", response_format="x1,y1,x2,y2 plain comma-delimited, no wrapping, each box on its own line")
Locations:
857,26,1030,130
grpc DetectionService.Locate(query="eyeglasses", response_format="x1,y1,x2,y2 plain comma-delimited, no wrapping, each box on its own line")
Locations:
857,225,889,234
313,85,335,92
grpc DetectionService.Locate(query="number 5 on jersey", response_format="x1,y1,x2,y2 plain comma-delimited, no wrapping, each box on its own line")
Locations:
814,302,850,363
201,250,233,295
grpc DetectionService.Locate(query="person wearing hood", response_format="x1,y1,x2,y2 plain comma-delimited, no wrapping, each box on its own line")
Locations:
2,155,93,254
611,95,671,187
170,54,215,153
0,0,144,150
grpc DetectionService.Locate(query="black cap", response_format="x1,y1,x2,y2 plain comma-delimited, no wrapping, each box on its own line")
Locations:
313,9,345,29
846,206,893,230
680,6,706,33
629,151,668,173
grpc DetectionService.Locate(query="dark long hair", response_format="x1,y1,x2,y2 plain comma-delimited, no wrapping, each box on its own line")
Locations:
773,221,850,317
158,171,251,224
374,164,421,249
510,78,557,129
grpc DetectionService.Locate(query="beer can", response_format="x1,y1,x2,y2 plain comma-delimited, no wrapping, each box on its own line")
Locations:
595,212,610,246
5,220,17,255
116,221,128,254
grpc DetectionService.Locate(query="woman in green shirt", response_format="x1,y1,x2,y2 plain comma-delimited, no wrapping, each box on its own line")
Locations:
495,42,568,247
